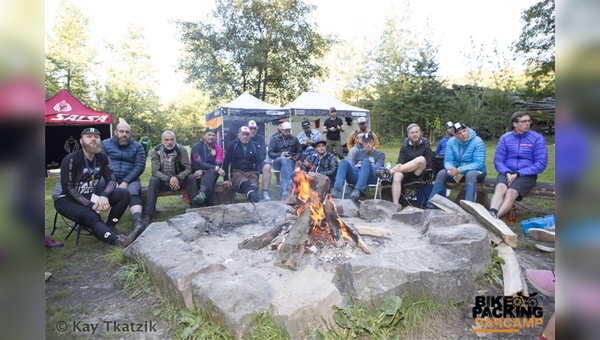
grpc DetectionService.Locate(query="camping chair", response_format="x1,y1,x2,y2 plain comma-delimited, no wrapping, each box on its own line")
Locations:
400,168,434,208
51,211,91,245
341,177,383,200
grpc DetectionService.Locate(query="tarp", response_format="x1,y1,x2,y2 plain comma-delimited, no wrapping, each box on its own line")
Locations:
45,89,112,125
45,89,112,169
205,92,289,148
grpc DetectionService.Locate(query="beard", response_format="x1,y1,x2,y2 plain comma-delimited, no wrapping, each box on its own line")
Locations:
82,141,101,154
117,136,130,146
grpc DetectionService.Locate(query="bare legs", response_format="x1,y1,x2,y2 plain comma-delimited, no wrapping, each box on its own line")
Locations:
262,163,271,191
390,156,426,204
490,183,519,217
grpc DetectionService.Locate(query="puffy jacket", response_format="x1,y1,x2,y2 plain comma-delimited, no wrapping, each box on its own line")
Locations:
101,136,146,184
268,133,302,160
435,135,451,156
222,139,261,181
444,128,486,174
397,137,433,169
494,129,548,176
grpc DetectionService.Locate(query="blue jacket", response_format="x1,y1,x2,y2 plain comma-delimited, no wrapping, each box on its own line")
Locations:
101,136,146,184
444,128,486,174
494,129,548,176
435,135,451,156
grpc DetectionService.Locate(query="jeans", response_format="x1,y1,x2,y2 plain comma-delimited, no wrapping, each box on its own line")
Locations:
144,174,197,216
334,159,378,193
54,187,130,244
428,169,486,202
195,168,219,206
273,156,294,197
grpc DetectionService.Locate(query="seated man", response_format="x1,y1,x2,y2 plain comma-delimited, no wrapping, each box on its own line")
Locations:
389,124,433,205
347,117,379,150
346,132,364,161
143,130,197,226
489,111,548,218
428,122,486,202
268,122,302,201
302,138,338,187
101,122,147,233
52,127,142,247
297,119,323,161
330,132,384,202
433,121,454,175
222,126,262,202
248,120,271,201
190,127,225,207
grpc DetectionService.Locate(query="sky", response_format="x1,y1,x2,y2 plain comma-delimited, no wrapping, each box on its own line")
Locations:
45,0,538,103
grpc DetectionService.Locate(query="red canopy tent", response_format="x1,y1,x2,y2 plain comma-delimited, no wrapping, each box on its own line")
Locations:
45,89,113,168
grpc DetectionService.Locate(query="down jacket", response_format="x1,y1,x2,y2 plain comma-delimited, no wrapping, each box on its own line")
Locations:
101,136,146,184
494,129,548,176
444,128,486,174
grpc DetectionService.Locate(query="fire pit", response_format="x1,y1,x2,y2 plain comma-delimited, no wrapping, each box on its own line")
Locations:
124,171,491,338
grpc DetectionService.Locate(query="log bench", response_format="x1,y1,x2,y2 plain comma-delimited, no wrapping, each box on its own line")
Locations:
140,181,235,206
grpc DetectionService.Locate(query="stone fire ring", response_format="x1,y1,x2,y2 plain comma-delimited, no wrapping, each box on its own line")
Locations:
123,199,490,338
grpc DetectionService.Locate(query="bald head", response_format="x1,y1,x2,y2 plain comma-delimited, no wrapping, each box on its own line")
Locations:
115,122,132,145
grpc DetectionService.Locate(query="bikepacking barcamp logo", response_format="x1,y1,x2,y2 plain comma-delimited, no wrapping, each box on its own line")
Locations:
472,293,544,333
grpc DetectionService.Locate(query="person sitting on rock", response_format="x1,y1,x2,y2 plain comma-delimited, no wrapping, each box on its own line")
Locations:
428,122,486,203
330,132,384,202
222,126,262,203
190,127,225,207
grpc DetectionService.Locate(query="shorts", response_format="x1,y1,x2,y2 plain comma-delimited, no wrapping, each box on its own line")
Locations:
495,174,537,201
402,172,421,184
231,170,259,191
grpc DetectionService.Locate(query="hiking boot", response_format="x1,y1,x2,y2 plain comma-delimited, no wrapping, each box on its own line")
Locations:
45,235,63,248
261,191,271,201
247,190,259,203
528,228,555,243
113,233,136,247
142,214,153,227
192,191,206,206
132,218,145,233
489,210,498,219
330,187,342,199
350,189,363,202
376,168,392,181
525,269,555,297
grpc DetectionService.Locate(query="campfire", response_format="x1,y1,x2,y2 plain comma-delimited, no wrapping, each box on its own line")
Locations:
239,167,373,271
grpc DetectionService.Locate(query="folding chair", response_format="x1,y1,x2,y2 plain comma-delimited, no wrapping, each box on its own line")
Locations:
400,169,434,208
50,211,91,245
341,178,383,200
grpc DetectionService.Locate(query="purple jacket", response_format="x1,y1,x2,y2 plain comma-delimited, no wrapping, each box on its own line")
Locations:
494,129,548,176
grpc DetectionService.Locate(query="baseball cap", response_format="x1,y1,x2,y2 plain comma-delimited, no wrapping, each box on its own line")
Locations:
445,121,454,129
362,132,374,142
357,117,367,124
281,122,292,130
314,138,326,146
81,127,101,137
238,126,250,134
453,122,467,132
248,120,257,128
329,107,336,112
301,120,310,128
278,118,286,124
204,127,217,134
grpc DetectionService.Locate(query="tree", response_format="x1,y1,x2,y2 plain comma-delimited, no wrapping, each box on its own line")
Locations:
45,0,96,100
513,0,555,99
161,88,212,146
176,0,332,104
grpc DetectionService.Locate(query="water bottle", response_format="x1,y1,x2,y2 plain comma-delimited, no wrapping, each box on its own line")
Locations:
386,161,392,169
507,204,516,223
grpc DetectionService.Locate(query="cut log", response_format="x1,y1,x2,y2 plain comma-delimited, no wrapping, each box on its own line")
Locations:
496,243,528,296
342,222,374,255
310,172,331,203
460,200,518,248
238,220,293,250
323,200,345,246
352,225,393,238
274,208,313,271
429,194,503,245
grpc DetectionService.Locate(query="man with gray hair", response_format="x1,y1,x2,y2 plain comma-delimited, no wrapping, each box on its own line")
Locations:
101,122,147,233
142,130,197,226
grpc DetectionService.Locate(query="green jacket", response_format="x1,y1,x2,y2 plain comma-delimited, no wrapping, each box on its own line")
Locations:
149,144,192,182
139,136,153,153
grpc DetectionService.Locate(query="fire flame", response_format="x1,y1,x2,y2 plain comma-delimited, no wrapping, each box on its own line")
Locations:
291,171,352,246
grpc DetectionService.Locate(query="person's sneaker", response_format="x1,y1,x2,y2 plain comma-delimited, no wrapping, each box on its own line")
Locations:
261,191,271,201
113,233,136,247
350,189,363,202
45,235,63,248
528,228,555,243
489,210,498,219
535,242,555,252
192,191,206,206
142,214,153,227
525,269,555,297
330,187,342,199
280,194,288,202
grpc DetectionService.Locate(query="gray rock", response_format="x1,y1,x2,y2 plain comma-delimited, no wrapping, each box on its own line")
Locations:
359,199,401,221
167,212,207,242
392,207,424,225
427,223,491,276
333,199,359,218
188,201,287,225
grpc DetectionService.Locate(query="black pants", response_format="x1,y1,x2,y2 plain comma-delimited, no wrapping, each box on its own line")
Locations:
54,188,130,244
196,168,219,206
144,175,198,216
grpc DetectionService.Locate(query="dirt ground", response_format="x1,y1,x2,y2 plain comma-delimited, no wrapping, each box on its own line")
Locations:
45,219,555,339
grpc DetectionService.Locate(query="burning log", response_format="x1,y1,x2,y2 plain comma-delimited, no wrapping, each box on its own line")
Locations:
238,220,293,251
274,207,314,271
323,200,345,247
309,172,331,203
323,199,374,254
